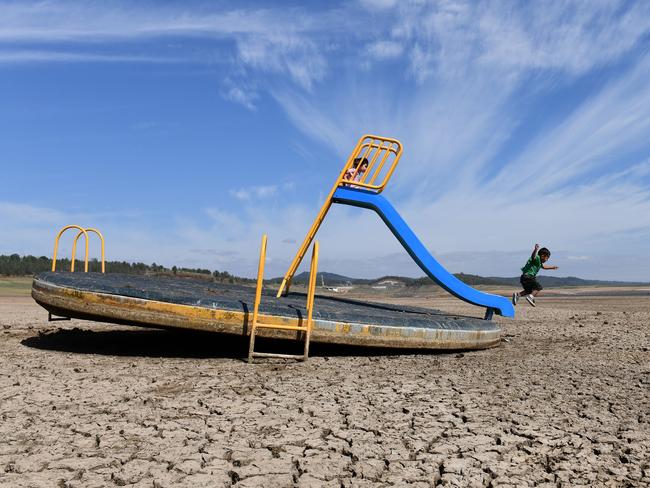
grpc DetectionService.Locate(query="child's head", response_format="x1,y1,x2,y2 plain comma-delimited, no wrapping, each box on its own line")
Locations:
353,157,369,171
539,247,551,262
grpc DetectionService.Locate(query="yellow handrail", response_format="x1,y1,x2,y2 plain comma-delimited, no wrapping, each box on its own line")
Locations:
337,135,402,191
304,240,318,358
276,134,402,296
250,233,268,337
71,228,106,273
52,225,89,272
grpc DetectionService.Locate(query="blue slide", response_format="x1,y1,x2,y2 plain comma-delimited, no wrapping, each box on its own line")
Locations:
332,187,515,318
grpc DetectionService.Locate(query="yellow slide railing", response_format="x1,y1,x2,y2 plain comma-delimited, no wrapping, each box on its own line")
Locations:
276,134,402,297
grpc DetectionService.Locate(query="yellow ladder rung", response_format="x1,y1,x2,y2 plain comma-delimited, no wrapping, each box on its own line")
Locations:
250,352,307,360
254,323,308,331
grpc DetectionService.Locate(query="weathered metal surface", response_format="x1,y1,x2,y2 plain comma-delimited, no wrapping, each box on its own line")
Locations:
32,272,501,350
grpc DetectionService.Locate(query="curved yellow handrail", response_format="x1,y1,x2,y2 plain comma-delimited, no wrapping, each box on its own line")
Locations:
71,228,106,273
52,225,89,272
251,233,268,331
304,240,319,358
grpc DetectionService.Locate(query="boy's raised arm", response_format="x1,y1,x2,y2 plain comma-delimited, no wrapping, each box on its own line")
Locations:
531,243,540,260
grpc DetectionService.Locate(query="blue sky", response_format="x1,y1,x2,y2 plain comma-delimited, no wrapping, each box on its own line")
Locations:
2,0,650,281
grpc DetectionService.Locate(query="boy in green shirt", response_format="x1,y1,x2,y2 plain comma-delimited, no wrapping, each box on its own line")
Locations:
512,244,558,307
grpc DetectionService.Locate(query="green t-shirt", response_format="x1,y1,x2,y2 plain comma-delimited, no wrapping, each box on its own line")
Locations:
521,255,542,277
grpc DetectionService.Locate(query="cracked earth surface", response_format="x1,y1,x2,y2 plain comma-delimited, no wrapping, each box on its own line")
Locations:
1,294,648,487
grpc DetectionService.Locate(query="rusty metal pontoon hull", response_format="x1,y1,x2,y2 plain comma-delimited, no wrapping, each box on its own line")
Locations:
32,273,501,350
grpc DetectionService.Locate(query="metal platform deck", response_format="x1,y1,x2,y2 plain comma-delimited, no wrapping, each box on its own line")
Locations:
32,272,501,350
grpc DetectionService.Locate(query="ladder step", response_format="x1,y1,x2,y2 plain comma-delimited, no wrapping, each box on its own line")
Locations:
254,323,309,331
250,352,307,360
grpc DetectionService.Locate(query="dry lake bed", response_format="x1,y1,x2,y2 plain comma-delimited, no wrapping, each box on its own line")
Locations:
1,282,648,487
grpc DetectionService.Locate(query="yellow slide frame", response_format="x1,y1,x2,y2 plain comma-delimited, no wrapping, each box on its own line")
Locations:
276,134,402,297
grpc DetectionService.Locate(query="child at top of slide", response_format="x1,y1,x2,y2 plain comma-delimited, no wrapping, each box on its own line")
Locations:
343,157,369,183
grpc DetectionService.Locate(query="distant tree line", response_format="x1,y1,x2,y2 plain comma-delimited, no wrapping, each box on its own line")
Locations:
5,254,635,287
0,254,254,284
405,273,506,287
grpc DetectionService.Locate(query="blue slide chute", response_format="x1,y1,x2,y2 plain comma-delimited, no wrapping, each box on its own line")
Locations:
332,187,515,318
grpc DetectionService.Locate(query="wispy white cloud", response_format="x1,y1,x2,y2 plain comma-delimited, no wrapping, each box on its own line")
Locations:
0,1,334,89
228,183,295,201
2,193,649,281
235,34,327,90
489,55,650,195
254,3,650,282
0,201,65,224
358,0,398,10
229,185,278,201
477,1,650,75
0,3,293,41
220,76,259,110
3,1,650,281
365,40,403,60
0,49,184,64
361,0,650,81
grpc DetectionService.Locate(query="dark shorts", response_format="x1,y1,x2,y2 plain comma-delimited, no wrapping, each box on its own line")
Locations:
520,274,542,294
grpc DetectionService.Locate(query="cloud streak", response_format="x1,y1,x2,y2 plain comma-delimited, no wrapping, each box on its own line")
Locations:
0,49,186,64
3,1,650,281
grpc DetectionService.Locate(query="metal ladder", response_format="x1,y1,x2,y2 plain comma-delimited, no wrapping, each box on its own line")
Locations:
248,235,319,363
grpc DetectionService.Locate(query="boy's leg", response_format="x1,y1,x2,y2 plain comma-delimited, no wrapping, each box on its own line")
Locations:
513,289,530,305
532,279,543,297
525,280,543,306
519,275,534,297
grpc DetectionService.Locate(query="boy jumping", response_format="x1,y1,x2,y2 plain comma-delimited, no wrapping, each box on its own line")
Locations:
512,244,558,307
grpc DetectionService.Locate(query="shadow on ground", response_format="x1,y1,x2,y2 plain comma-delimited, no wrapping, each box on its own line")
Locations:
21,327,450,360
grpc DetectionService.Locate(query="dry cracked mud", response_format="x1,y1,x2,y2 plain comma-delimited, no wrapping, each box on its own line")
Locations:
1,294,648,487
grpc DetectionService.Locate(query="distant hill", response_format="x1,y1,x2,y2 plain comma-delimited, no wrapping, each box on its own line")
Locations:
267,271,370,286
269,271,649,287
484,275,650,287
